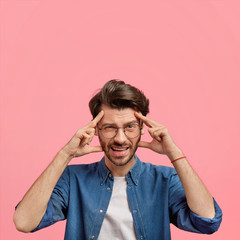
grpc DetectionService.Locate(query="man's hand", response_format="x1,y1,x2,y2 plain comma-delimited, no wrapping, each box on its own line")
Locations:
135,112,183,160
62,110,104,158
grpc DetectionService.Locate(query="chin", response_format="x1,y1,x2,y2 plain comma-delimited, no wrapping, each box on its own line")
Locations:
108,154,135,167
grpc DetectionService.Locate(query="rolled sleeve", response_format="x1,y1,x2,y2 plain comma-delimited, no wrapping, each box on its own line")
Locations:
169,171,222,234
189,198,223,234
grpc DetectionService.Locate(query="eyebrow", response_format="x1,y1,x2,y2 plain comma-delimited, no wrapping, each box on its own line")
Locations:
100,120,139,127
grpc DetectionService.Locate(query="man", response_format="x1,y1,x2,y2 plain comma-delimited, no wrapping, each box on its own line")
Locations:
14,80,222,239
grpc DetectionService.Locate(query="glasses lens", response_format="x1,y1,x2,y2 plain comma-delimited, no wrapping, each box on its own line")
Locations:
125,124,140,138
101,124,140,139
101,126,117,138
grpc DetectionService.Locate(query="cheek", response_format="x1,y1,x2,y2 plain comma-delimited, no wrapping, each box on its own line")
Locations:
98,137,105,147
98,136,109,149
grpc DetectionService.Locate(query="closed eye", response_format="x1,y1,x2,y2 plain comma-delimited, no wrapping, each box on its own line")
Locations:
103,126,116,130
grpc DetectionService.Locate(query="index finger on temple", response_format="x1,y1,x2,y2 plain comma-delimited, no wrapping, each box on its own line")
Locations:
90,110,104,127
134,112,155,127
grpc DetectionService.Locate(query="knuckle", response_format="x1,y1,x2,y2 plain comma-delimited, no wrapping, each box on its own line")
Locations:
153,132,159,138
77,128,83,134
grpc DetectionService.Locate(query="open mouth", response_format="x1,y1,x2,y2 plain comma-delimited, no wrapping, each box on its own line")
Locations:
110,146,130,157
111,146,129,151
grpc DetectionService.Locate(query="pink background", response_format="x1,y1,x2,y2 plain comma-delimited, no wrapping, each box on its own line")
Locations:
1,0,240,239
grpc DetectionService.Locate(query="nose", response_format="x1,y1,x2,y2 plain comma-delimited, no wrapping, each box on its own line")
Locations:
113,128,127,144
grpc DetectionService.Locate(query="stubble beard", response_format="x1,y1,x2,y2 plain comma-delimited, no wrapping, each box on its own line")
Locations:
99,136,140,167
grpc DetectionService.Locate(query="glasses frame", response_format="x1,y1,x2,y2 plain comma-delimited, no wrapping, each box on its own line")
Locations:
98,123,142,139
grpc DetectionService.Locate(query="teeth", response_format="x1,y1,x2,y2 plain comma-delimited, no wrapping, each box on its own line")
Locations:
111,147,128,151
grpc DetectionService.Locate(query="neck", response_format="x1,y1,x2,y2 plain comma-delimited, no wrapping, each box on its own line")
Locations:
104,156,136,177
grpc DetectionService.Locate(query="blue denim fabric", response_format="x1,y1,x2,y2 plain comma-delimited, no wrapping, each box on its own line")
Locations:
32,155,222,239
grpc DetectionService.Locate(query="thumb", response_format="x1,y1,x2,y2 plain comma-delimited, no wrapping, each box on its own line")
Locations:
138,141,151,149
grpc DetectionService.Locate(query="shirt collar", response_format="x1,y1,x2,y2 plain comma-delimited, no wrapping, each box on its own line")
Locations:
98,154,142,186
128,155,142,185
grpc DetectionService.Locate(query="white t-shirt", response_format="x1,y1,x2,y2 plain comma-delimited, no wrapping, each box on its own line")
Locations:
98,177,137,240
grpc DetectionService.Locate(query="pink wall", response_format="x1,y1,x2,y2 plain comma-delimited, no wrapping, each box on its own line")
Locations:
1,0,239,239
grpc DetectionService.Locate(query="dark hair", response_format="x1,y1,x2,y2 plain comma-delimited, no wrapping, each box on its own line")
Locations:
89,79,149,118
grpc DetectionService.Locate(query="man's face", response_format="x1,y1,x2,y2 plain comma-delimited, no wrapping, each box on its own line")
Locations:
97,104,143,168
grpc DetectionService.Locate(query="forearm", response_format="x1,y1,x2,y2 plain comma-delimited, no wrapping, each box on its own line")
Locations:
13,149,72,233
168,149,215,219
13,112,104,233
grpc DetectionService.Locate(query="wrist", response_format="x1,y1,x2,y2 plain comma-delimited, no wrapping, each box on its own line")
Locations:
58,148,74,163
167,148,184,161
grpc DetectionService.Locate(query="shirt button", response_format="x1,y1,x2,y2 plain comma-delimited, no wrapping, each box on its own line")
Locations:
109,173,112,177
128,186,131,189
91,236,95,239
133,210,137,214
140,236,144,239
107,187,110,190
100,209,103,213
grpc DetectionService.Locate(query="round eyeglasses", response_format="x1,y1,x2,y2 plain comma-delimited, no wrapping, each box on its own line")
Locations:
99,123,142,139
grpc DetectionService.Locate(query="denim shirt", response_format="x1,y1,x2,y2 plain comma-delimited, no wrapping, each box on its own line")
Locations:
32,155,222,239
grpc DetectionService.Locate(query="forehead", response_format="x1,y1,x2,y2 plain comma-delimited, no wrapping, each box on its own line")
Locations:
100,104,138,125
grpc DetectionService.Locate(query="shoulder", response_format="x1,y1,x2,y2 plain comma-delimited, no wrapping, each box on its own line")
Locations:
140,161,177,179
57,161,102,186
65,161,100,177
